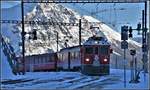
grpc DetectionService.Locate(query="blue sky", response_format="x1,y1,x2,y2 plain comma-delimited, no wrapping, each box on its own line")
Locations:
1,1,20,8
63,3,145,33
1,1,147,37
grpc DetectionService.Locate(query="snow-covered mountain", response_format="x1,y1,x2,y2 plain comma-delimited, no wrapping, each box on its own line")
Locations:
1,3,143,71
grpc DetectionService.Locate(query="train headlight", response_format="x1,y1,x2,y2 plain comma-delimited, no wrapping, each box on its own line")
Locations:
85,58,90,62
104,58,108,62
95,41,98,44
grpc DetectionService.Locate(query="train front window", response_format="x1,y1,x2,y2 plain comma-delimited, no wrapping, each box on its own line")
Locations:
85,47,93,54
99,46,109,55
95,47,98,54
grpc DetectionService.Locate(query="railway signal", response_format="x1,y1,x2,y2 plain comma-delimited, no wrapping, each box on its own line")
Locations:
32,30,37,40
121,40,128,49
129,49,140,83
27,29,38,40
137,23,141,35
121,6,149,86
121,26,128,40
122,10,149,74
129,27,132,38
121,26,128,88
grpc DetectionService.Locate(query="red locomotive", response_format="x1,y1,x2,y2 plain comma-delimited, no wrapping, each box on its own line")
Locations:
80,36,112,75
18,36,112,75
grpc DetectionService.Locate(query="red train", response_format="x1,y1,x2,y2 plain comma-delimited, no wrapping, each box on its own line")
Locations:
18,36,112,75
24,53,57,72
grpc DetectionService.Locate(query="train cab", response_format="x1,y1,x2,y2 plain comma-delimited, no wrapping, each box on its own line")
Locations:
81,36,111,75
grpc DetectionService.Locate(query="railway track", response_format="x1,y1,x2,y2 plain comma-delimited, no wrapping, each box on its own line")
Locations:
1,74,120,89
66,76,112,89
56,75,117,89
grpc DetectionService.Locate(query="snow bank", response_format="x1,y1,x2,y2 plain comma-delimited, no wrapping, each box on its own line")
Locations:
1,3,36,80
1,51,17,80
83,15,100,22
105,69,149,89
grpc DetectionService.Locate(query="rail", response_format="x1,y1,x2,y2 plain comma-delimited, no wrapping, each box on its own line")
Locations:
1,34,21,75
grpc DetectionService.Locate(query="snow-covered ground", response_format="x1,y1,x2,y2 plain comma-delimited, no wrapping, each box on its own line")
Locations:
1,69,149,89
104,69,149,89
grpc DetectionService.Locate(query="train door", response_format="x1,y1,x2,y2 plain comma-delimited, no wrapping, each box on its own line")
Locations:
68,52,71,70
93,46,100,67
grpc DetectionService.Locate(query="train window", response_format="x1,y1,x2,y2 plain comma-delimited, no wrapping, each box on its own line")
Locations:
33,58,36,64
42,57,44,63
70,52,73,59
95,47,98,54
62,54,63,61
74,52,76,59
39,57,42,64
75,52,78,59
99,46,109,55
78,52,80,58
58,54,62,60
62,53,65,61
39,57,41,63
39,57,41,64
49,55,51,62
46,56,49,62
72,52,75,59
85,47,93,54
52,56,55,61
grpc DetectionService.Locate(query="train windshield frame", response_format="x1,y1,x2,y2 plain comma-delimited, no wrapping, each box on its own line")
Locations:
85,47,93,54
99,46,109,55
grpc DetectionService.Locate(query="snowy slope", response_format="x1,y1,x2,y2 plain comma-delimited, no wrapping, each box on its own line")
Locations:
0,47,15,80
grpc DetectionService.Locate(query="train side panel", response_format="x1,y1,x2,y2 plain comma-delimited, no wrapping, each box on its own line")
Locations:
24,53,56,72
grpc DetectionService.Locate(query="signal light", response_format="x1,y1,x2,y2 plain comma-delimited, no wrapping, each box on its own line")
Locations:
129,34,132,38
32,30,37,40
137,23,141,31
130,49,136,56
121,26,128,40
129,27,132,38
137,23,141,35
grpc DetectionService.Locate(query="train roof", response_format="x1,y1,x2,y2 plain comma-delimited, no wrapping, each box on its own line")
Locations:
59,45,80,53
83,36,110,45
59,36,110,53
25,53,56,58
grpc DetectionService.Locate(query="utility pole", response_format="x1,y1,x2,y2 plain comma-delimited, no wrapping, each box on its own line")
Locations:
21,0,25,75
115,55,118,69
79,19,81,46
124,49,126,87
56,32,58,71
148,0,150,72
129,49,139,83
144,1,148,73
56,32,59,52
141,2,148,77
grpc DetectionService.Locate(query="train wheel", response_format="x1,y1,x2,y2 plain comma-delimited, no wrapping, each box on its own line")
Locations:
73,67,81,71
57,67,63,71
